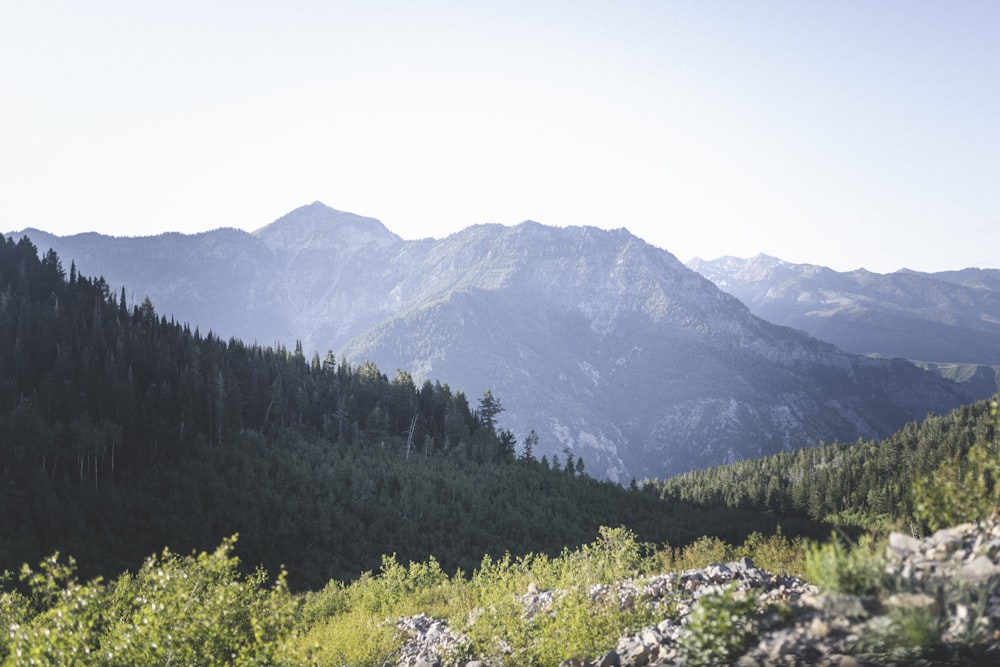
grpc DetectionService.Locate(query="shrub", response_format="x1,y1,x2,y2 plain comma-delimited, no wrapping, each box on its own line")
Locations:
736,527,806,577
101,536,292,666
677,584,759,666
804,532,888,596
3,555,106,666
0,537,292,667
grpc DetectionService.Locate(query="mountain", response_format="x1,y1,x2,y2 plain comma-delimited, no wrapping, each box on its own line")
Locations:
8,203,985,480
687,254,1000,367
0,234,831,589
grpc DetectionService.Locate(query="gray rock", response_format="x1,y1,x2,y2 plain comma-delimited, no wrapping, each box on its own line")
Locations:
596,650,621,667
887,531,923,554
959,554,1000,582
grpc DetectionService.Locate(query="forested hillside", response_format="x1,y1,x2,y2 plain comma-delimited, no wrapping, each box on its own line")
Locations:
655,396,999,530
0,236,828,590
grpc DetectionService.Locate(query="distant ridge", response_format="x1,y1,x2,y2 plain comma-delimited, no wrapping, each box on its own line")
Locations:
689,254,1000,366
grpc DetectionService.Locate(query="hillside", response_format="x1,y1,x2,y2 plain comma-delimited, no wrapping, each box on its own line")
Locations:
654,394,999,530
8,203,985,480
0,235,827,590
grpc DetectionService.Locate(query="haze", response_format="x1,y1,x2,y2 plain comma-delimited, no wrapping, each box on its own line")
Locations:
2,1,998,273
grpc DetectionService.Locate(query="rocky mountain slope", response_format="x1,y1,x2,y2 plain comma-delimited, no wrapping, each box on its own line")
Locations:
688,254,1000,367
8,203,984,480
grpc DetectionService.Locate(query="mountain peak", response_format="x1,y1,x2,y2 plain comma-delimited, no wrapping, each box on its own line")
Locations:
253,202,401,253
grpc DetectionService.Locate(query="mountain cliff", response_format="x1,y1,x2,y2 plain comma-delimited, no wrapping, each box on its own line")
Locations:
9,203,983,479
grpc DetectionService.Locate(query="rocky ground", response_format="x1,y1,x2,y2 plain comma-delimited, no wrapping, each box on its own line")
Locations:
390,521,1000,666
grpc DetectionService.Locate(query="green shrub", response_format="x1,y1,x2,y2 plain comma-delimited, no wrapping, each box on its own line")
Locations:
669,535,734,572
853,605,943,664
677,584,759,666
0,570,31,662
1,537,292,667
101,536,292,666
735,527,806,577
4,555,106,666
804,532,888,596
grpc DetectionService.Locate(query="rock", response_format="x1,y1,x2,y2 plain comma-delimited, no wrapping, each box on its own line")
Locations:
805,593,876,620
887,531,923,554
596,650,621,666
959,555,1000,582
808,616,831,639
640,627,663,647
884,592,942,616
620,638,650,666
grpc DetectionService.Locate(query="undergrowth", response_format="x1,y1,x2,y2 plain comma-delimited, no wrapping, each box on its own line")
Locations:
0,526,806,666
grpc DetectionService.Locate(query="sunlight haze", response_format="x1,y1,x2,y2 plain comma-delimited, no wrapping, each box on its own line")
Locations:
2,0,998,273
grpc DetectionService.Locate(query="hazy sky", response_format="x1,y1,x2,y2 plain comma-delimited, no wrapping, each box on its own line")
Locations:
3,1,998,273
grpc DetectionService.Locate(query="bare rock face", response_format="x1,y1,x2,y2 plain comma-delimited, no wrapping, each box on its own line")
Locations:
391,521,1000,667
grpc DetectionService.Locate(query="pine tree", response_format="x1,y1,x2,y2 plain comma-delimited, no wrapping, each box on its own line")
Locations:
476,388,503,433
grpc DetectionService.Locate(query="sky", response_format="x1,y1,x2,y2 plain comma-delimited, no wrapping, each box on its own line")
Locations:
2,1,998,273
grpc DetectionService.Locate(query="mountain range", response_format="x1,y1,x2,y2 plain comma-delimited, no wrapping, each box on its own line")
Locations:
9,203,993,480
688,254,1000,397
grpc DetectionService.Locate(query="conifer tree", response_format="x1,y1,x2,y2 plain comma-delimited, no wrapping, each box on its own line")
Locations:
476,388,503,433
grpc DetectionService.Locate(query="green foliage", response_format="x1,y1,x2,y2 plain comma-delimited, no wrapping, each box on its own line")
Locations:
736,528,805,576
669,535,734,572
0,572,29,663
0,537,290,667
856,605,943,664
4,555,105,666
656,396,1000,532
653,528,807,578
804,532,888,596
101,537,292,666
677,585,759,666
282,608,402,667
281,554,455,665
560,526,653,585
914,399,1000,530
461,527,662,665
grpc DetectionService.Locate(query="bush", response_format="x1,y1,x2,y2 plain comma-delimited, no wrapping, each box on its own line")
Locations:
677,584,759,665
735,527,805,577
804,532,888,596
0,537,292,667
102,536,292,666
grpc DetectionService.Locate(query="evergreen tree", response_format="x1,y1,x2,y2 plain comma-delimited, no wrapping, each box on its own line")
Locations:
476,388,503,433
521,429,538,462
